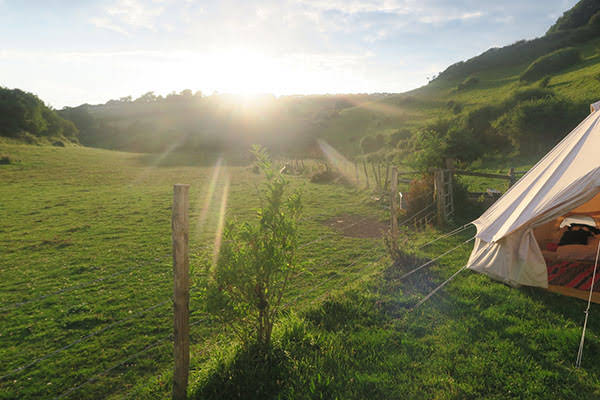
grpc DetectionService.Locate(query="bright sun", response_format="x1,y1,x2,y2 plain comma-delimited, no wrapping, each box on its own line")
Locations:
205,49,290,95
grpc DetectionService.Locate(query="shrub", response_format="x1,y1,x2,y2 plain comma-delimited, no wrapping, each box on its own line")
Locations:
404,175,434,216
16,131,41,145
456,76,480,91
505,87,555,107
388,129,411,147
540,76,551,88
360,135,385,154
493,96,583,154
205,146,302,348
520,48,581,82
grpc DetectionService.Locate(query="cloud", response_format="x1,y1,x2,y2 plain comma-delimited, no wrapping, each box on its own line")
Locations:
90,0,166,33
418,10,484,24
89,16,130,35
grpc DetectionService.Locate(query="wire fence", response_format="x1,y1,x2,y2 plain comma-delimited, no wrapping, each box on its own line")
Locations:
1,191,476,399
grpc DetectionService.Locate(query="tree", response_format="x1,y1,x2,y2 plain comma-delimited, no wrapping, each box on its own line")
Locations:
134,91,158,103
206,146,302,349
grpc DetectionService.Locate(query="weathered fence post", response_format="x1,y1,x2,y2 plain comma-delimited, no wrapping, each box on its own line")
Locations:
508,167,516,188
172,184,190,400
434,169,446,226
362,160,370,189
390,167,399,245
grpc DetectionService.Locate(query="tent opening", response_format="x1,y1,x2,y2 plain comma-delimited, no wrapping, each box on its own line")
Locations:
534,191,600,302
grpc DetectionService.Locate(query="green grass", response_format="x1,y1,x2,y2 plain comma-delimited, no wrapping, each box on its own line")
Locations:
183,222,600,400
3,143,600,399
0,144,387,399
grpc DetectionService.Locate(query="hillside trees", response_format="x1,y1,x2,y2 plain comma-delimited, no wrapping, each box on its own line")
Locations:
408,87,585,171
0,87,78,142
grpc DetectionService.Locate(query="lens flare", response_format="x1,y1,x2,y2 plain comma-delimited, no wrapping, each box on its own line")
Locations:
317,139,360,186
196,156,223,235
133,135,188,184
212,174,230,267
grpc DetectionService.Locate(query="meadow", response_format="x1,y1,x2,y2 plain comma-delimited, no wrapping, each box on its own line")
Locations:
2,143,600,399
0,143,387,399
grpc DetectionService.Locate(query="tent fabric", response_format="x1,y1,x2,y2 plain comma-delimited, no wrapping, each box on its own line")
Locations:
467,104,600,287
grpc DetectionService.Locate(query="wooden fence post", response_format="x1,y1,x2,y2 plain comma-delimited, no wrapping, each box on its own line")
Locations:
362,160,370,189
508,167,516,188
172,184,190,400
390,167,399,244
434,170,446,226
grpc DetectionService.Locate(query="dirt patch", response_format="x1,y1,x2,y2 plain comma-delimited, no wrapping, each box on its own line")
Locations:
324,214,388,238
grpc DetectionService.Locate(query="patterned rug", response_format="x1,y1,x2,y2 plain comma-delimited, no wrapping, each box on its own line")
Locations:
546,260,600,291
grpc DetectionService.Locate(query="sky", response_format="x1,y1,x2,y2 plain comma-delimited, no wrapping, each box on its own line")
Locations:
0,0,579,108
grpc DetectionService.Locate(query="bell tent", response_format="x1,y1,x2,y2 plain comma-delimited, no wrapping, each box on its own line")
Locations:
467,101,600,302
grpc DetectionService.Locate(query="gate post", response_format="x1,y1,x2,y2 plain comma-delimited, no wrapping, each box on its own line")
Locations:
434,169,446,226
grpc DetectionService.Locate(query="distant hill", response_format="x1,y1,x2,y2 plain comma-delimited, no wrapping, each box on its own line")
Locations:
58,92,387,157
315,0,600,168
0,87,78,145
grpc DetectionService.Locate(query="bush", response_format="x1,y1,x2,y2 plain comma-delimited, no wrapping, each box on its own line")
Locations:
0,154,11,164
404,175,434,216
540,76,551,88
520,48,581,82
457,76,480,91
360,134,385,154
16,131,41,145
387,129,411,147
493,96,584,154
505,87,555,107
205,146,302,348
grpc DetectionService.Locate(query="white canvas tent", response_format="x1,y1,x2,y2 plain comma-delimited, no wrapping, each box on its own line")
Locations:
467,102,600,300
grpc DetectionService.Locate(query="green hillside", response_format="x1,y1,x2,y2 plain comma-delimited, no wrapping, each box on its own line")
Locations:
319,2,600,165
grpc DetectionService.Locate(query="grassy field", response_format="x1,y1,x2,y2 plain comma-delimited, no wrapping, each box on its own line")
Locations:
0,143,388,399
2,143,600,399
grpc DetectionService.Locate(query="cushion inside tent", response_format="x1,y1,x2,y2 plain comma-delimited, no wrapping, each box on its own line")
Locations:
534,191,600,302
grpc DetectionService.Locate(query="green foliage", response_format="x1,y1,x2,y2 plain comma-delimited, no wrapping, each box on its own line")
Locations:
520,48,582,82
456,76,480,91
387,129,411,147
0,87,78,142
360,134,385,154
547,0,600,33
506,87,555,105
540,76,552,88
206,146,302,348
493,96,585,154
0,154,11,164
